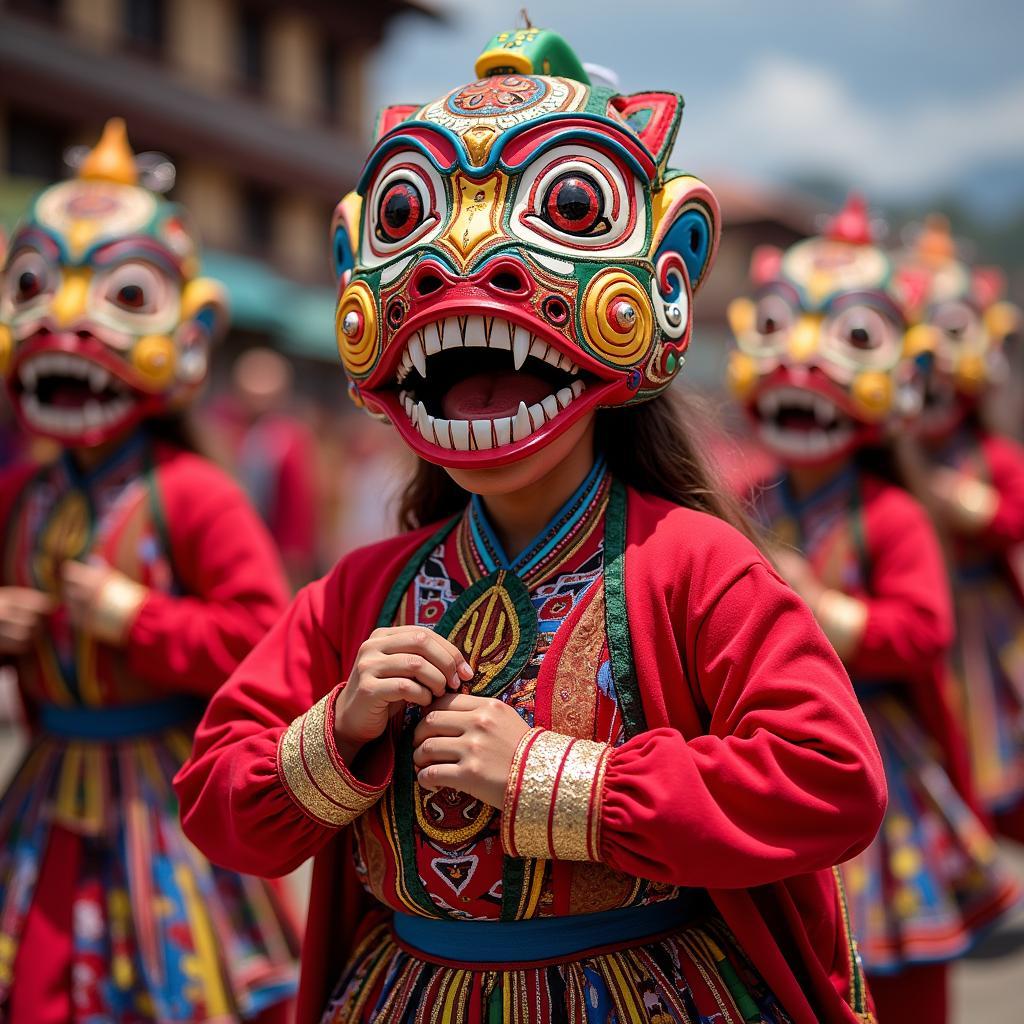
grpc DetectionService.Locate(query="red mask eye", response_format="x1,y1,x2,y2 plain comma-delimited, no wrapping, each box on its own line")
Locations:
542,174,604,235
377,181,423,243
116,283,147,309
17,270,42,302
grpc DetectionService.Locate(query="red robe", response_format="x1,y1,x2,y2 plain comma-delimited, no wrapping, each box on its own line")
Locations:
176,486,887,1024
0,439,298,1021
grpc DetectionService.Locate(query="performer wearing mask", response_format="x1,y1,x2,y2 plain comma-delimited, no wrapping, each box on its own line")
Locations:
0,121,299,1023
727,197,1019,1023
899,215,1024,843
178,31,887,1024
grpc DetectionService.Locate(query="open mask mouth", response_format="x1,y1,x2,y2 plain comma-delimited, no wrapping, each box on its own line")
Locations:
369,314,609,461
752,386,855,461
11,350,138,439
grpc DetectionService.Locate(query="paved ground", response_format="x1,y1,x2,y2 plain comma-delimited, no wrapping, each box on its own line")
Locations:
0,677,1021,1021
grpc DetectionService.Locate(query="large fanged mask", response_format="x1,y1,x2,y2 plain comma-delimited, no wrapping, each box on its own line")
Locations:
726,195,935,467
0,119,227,448
331,27,719,469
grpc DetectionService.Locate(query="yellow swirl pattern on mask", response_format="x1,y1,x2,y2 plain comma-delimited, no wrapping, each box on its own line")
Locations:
336,280,379,378
582,270,654,367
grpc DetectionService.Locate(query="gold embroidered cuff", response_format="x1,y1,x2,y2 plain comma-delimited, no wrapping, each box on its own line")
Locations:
91,573,148,645
277,687,388,827
816,589,869,661
501,728,610,862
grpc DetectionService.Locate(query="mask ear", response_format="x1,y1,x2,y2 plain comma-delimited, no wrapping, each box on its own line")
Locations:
610,92,683,174
373,104,420,142
651,174,720,293
330,192,362,286
176,277,228,386
181,278,228,344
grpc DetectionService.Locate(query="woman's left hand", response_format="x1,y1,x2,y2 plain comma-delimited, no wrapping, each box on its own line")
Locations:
61,560,149,646
412,692,530,808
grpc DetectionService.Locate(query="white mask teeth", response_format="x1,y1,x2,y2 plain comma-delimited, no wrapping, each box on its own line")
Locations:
16,352,136,436
392,314,589,450
755,386,852,460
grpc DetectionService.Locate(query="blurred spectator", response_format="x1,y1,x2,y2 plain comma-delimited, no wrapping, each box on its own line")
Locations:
210,347,319,588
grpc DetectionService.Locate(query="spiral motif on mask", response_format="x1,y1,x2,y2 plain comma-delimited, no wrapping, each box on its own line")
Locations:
581,270,654,367
336,280,379,378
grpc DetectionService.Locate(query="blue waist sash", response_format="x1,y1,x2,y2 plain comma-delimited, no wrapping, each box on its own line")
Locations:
39,697,203,740
391,893,700,964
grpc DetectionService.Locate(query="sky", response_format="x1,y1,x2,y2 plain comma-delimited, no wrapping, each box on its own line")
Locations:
368,0,1024,219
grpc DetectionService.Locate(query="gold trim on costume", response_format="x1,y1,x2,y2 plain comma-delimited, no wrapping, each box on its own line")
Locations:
502,728,610,861
277,688,387,827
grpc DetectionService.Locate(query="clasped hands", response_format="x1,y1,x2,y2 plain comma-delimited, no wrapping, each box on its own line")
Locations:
333,626,529,809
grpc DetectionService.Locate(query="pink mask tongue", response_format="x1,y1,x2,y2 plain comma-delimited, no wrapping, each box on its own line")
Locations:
441,371,550,420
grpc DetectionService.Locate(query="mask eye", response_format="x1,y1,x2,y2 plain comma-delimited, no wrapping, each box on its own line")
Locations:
825,305,900,367
376,181,424,244
363,151,446,267
932,301,977,343
541,173,606,236
102,262,165,314
756,295,793,339
6,250,54,308
512,144,646,257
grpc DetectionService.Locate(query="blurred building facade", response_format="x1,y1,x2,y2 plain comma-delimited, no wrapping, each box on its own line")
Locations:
0,0,436,362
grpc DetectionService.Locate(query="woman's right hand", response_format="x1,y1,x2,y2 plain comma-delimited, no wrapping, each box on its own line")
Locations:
333,626,473,762
0,586,54,655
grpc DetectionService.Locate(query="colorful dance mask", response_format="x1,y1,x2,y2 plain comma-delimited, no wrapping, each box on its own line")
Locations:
898,215,1020,440
331,28,719,469
0,119,226,447
727,195,932,466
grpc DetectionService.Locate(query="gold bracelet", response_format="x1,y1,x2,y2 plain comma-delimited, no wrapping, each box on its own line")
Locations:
90,573,149,645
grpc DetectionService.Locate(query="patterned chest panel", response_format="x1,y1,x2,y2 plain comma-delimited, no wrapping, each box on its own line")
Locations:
353,473,674,921
3,440,176,706
756,472,867,596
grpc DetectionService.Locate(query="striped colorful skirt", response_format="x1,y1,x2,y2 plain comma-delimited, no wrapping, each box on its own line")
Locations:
0,703,299,1021
841,688,1020,974
950,566,1024,812
321,896,792,1024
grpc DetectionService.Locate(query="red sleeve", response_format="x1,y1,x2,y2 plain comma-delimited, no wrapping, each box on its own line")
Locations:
982,434,1024,547
125,461,290,694
848,488,953,678
174,560,393,878
599,562,885,889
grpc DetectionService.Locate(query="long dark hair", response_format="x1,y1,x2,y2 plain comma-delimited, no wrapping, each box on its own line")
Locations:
397,388,760,544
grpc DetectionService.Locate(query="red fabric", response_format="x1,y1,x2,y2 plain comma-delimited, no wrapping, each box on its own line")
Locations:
176,488,887,1024
124,450,290,696
868,963,949,1024
840,479,973,806
8,825,79,1024
978,432,1024,549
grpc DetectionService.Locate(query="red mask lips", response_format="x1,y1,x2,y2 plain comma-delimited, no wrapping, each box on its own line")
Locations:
8,334,145,445
749,383,861,464
361,311,619,467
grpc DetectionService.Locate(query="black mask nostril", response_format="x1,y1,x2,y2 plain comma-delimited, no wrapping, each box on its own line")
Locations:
412,273,444,297
76,329,91,340
489,271,525,293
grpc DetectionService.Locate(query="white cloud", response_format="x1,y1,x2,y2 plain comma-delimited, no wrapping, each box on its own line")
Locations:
679,55,1024,198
